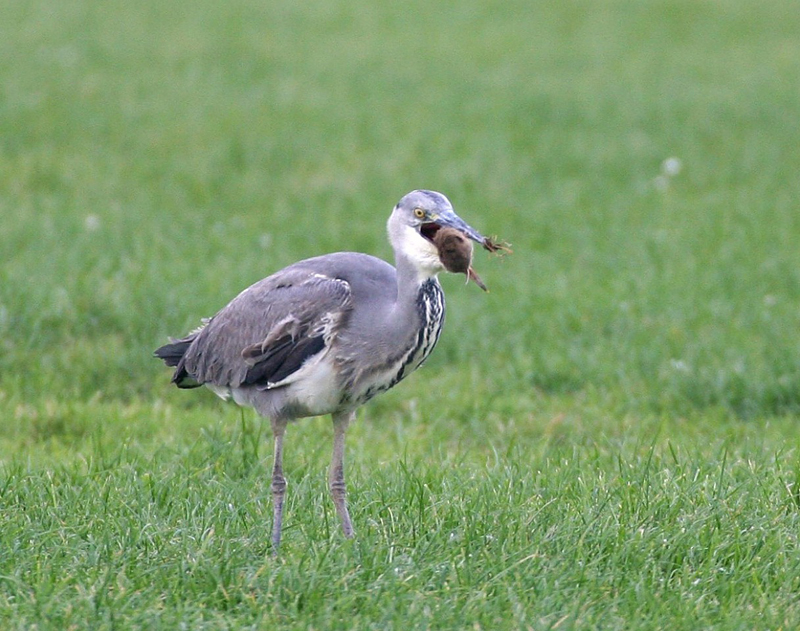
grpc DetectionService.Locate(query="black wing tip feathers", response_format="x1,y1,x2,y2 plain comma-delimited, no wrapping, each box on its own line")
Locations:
241,334,326,387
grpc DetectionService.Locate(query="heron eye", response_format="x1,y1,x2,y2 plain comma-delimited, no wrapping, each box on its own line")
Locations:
414,208,425,219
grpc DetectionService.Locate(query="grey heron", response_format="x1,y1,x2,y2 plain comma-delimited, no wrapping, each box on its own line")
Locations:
155,190,497,552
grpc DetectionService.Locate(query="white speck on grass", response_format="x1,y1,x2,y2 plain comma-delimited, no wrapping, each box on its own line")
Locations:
392,554,413,579
670,359,690,373
259,233,273,249
654,157,682,191
85,215,101,231
662,157,682,177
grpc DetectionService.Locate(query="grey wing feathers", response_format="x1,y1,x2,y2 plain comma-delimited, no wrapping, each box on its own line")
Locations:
163,271,352,390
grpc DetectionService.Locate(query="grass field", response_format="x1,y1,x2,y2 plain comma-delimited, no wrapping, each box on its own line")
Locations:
2,0,800,628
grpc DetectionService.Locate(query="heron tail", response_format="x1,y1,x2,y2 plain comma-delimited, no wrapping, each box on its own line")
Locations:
154,338,193,367
154,336,202,388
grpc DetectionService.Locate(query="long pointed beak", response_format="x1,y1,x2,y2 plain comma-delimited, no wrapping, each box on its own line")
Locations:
433,209,487,247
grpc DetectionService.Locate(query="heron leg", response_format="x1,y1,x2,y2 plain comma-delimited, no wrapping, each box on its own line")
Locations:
330,411,355,538
270,418,288,554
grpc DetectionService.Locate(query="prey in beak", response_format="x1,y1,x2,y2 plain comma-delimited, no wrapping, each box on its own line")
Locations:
432,227,489,291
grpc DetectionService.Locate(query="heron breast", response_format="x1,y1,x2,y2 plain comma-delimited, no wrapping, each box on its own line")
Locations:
347,279,446,406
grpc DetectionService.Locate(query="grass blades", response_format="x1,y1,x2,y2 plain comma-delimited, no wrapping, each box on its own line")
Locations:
2,0,800,628
2,426,800,629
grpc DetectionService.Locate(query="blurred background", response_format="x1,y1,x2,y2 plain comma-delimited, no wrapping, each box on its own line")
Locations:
1,0,799,454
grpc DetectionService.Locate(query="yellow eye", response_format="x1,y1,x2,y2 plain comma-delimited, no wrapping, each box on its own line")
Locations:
414,208,425,219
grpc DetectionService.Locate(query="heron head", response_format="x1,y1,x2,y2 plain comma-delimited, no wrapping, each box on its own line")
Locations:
388,190,488,277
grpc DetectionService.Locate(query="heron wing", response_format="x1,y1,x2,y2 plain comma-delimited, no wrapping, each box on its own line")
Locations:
173,269,352,389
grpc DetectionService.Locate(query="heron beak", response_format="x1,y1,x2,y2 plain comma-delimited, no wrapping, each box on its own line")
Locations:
421,209,487,248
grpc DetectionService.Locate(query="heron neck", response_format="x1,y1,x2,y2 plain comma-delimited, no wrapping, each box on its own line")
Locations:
394,250,438,309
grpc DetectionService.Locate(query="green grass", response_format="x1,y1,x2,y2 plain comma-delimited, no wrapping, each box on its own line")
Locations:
2,0,800,628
